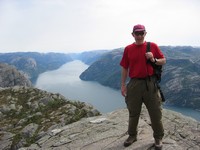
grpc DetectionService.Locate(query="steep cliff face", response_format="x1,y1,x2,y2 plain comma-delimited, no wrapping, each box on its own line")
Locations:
80,48,123,89
0,86,100,150
0,63,32,87
79,46,200,109
162,58,200,108
0,52,73,84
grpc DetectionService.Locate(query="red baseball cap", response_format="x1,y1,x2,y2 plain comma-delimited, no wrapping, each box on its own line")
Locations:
133,24,146,32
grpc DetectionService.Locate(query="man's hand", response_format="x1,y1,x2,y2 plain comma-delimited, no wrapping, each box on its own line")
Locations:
145,52,154,62
121,84,127,97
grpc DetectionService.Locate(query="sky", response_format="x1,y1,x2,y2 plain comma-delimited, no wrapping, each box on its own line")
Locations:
0,0,200,53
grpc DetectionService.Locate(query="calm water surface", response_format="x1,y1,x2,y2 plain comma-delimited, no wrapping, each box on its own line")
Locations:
35,60,200,121
35,60,125,113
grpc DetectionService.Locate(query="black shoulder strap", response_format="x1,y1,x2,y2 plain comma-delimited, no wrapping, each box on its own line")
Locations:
146,42,151,52
146,41,163,83
146,42,151,64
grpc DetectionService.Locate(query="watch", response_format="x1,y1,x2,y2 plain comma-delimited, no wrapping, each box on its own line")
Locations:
154,58,157,64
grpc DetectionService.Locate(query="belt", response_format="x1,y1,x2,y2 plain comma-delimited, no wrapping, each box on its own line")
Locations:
136,77,149,80
131,76,156,91
132,75,155,80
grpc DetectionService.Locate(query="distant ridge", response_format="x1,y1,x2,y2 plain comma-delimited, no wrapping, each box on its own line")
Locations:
0,52,73,84
80,46,200,110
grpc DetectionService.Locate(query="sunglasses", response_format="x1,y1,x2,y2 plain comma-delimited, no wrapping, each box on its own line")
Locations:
134,31,145,36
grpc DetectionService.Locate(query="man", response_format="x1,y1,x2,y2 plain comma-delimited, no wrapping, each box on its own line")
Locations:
120,24,166,150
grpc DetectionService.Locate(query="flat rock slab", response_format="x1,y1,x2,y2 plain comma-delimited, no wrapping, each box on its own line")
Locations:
19,107,200,150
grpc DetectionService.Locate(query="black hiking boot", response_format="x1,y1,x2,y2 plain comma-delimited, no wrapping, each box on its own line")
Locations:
123,136,137,147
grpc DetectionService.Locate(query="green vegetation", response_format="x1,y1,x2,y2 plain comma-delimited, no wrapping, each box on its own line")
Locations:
0,87,100,148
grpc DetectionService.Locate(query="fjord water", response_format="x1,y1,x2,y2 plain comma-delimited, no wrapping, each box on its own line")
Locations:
35,60,126,113
35,60,200,121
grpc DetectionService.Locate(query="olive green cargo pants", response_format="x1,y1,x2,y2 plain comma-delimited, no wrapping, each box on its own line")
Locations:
125,77,164,140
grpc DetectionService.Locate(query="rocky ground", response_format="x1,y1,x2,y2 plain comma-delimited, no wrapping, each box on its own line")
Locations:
17,106,200,150
0,86,100,150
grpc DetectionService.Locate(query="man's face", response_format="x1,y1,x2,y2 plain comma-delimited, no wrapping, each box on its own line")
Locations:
132,31,146,43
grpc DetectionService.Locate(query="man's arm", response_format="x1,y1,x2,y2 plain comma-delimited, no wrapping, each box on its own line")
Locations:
155,58,166,65
146,52,166,66
154,57,166,65
121,67,128,97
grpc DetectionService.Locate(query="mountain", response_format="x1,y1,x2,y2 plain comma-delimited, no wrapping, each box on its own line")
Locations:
0,52,73,84
70,50,108,65
0,86,100,150
0,49,199,150
0,63,32,87
80,48,123,89
79,46,200,110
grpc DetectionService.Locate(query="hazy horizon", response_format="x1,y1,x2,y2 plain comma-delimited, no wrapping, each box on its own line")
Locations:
0,44,200,54
0,0,200,53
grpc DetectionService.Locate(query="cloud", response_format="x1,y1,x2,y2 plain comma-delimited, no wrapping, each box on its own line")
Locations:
0,0,200,53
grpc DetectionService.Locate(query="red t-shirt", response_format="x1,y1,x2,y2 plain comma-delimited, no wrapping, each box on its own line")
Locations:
120,42,165,78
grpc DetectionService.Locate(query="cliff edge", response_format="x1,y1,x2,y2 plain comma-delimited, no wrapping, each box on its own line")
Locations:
0,86,100,150
18,106,200,150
